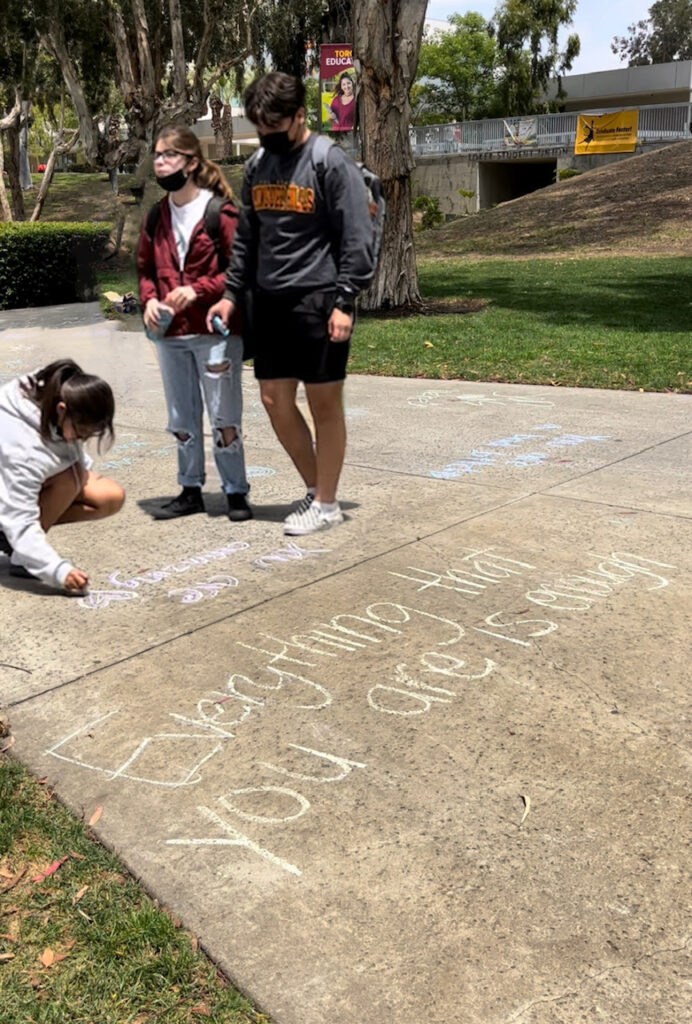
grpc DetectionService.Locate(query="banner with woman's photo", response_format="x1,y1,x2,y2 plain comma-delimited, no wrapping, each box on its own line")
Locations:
319,44,356,134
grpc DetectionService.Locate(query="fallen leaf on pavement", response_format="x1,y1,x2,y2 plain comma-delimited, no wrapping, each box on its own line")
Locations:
519,794,531,826
88,806,103,827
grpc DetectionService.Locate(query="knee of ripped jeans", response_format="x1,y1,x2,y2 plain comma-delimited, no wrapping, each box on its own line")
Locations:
214,424,242,450
205,360,231,378
173,431,193,445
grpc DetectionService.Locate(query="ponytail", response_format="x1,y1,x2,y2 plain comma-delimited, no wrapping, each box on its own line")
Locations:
195,157,234,199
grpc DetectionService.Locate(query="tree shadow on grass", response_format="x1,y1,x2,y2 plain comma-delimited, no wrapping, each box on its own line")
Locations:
419,258,692,334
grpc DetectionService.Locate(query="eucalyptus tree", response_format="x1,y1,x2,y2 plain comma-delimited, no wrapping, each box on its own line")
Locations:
495,0,580,114
352,0,427,309
612,0,692,66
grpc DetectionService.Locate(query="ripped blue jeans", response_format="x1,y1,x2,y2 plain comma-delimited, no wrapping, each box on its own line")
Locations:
154,334,248,495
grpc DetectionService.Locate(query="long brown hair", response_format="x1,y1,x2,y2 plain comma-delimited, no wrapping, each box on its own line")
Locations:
155,124,233,199
22,359,115,451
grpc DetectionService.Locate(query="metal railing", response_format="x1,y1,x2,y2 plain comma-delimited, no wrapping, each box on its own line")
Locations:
410,103,692,156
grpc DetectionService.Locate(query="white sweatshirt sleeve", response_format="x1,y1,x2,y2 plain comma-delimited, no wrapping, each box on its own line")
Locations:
1,458,74,588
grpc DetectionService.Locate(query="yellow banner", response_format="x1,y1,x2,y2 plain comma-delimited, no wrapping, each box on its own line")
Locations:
575,110,638,154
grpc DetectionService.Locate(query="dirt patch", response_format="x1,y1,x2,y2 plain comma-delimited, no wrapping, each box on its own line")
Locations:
416,139,692,259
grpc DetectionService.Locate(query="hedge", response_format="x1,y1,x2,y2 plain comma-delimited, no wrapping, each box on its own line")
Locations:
0,221,110,310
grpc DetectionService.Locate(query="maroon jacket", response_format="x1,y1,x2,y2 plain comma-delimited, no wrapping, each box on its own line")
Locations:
137,194,242,337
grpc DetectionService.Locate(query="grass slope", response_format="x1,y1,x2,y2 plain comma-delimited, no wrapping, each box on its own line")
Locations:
416,139,692,257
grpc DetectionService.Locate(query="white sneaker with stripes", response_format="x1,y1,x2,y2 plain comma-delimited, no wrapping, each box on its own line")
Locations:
284,500,344,536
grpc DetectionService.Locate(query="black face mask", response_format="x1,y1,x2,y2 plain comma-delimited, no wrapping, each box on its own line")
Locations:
155,168,189,192
259,130,294,156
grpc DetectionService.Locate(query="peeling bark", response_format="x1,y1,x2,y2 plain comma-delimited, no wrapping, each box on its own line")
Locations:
169,0,188,106
5,121,26,221
220,103,234,159
353,0,427,310
0,97,22,221
30,129,80,223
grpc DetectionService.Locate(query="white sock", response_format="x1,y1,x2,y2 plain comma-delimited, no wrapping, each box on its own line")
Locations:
316,500,339,513
307,487,316,497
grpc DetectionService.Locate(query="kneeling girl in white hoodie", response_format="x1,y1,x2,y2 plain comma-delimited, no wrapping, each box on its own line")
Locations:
0,359,125,594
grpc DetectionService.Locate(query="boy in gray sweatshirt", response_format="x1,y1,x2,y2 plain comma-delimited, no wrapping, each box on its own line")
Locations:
207,71,374,536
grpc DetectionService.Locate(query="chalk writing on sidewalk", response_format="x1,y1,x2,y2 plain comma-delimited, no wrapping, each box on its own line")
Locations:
77,539,330,610
46,547,678,878
164,550,676,874
95,431,176,472
408,390,556,409
430,424,610,478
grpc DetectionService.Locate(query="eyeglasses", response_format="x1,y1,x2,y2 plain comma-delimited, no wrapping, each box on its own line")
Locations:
152,149,191,162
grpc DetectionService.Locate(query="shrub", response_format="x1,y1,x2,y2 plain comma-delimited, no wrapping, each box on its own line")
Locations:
0,221,110,310
558,167,583,181
219,155,249,165
412,194,444,230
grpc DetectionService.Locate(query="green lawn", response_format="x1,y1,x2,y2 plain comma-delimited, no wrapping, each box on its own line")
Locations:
98,253,692,392
0,757,269,1024
351,255,692,392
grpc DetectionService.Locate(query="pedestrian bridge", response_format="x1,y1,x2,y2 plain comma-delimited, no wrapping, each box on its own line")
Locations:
410,103,692,157
409,103,692,215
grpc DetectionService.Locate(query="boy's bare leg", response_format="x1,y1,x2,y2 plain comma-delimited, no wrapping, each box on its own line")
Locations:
260,378,317,490
305,380,346,505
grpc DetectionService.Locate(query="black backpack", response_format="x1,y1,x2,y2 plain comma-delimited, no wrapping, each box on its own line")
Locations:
145,194,235,269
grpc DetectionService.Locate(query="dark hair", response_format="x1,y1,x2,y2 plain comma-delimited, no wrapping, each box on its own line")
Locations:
22,359,115,451
333,72,355,101
155,124,233,199
244,72,305,127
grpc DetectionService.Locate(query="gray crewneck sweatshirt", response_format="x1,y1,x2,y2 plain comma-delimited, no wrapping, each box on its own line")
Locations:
224,133,374,300
0,376,92,588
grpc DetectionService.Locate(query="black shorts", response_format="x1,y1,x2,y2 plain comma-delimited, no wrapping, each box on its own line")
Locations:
252,289,351,383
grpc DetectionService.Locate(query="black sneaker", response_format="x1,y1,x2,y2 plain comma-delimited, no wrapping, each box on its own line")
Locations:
226,493,253,522
152,488,205,520
0,531,11,556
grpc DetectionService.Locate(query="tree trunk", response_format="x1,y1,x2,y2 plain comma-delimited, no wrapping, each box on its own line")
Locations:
30,129,79,222
352,0,427,311
220,103,234,159
0,142,12,221
41,9,100,165
19,102,33,190
4,121,26,221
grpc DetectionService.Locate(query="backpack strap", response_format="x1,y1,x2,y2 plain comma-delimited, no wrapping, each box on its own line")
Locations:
310,134,334,201
203,194,236,270
145,199,163,240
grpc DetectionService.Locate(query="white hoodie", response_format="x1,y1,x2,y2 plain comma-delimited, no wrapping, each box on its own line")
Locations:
0,375,92,588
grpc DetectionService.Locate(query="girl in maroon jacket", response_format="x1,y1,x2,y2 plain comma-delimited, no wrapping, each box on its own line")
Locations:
137,125,251,521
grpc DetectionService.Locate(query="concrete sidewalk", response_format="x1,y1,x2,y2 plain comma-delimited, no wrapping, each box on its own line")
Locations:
1,307,690,1024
